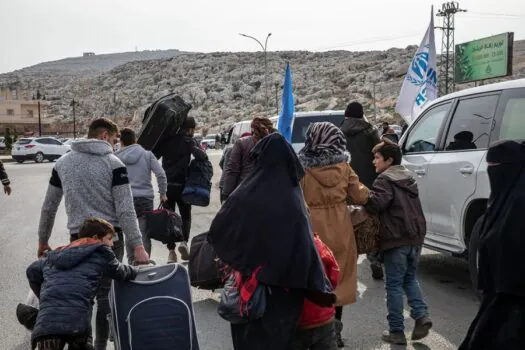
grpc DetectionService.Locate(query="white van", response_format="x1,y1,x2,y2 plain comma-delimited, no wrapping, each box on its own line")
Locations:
399,78,525,289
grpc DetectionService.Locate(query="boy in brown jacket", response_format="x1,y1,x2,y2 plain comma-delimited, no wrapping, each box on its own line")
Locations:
365,141,432,345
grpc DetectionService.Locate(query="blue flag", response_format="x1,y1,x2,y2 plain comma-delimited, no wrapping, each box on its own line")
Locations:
278,63,294,143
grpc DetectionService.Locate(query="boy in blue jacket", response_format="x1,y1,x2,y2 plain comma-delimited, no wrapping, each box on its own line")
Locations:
27,217,138,350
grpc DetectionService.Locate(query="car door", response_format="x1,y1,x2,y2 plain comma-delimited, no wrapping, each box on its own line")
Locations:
34,138,50,154
401,102,452,228
425,93,500,252
49,138,67,156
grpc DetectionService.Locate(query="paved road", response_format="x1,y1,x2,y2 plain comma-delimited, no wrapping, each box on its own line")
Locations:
0,153,479,350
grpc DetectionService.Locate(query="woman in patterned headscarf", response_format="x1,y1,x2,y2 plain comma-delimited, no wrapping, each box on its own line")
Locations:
299,122,369,348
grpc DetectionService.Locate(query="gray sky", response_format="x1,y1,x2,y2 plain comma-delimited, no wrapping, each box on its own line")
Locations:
1,0,524,73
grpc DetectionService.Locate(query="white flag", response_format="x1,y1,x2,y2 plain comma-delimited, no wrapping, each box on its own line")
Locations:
395,7,438,124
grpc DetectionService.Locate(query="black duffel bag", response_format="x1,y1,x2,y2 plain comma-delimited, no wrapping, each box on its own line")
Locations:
182,158,213,207
143,206,184,244
188,232,223,290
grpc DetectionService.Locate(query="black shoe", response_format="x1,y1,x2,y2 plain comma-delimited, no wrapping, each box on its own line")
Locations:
336,332,345,348
371,263,384,280
412,316,432,340
382,331,407,345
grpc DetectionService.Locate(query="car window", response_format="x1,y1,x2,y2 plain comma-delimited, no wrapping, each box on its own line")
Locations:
16,139,32,145
444,94,498,151
35,139,50,144
49,139,63,145
291,114,345,144
404,103,451,154
496,89,525,141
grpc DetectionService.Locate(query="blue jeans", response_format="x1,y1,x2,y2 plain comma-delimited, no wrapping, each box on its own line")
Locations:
383,245,428,332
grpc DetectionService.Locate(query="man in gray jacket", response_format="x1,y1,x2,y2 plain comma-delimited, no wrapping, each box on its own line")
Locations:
37,118,149,350
116,128,168,261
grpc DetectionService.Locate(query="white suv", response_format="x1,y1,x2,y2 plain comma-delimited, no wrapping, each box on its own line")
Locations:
12,137,70,163
400,78,525,288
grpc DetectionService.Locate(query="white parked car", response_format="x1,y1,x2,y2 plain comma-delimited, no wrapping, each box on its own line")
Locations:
201,134,217,149
226,111,374,153
400,78,525,289
12,137,71,163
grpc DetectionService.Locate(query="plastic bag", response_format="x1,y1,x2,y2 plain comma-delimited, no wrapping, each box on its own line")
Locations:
16,289,39,330
217,273,267,324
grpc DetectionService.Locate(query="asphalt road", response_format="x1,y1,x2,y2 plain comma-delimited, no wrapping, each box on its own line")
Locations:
0,151,480,350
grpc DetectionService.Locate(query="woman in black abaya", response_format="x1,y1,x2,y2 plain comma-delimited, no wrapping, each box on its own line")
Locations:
208,133,335,350
459,140,525,350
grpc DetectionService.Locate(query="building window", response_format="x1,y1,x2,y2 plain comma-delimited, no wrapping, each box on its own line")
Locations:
6,109,14,116
27,110,34,118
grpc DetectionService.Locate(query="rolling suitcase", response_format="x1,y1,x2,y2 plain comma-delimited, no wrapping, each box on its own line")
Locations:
109,264,199,350
137,94,192,153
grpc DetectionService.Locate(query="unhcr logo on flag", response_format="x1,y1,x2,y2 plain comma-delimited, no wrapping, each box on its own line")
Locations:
395,6,438,124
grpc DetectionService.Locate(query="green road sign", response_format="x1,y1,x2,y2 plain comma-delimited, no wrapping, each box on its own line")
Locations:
455,32,514,84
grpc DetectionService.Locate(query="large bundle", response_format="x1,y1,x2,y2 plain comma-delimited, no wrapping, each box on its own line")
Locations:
137,94,192,153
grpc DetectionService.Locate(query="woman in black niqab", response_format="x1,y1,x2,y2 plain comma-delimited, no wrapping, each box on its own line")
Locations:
459,140,525,350
208,133,335,350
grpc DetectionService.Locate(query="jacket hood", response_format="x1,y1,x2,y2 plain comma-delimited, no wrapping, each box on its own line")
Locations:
47,238,106,270
71,139,113,156
115,144,145,165
305,162,347,188
379,165,419,195
341,118,375,136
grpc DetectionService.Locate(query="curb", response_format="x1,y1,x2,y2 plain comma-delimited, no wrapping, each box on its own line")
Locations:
0,158,15,164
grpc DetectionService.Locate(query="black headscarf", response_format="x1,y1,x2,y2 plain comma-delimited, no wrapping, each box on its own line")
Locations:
477,139,525,296
208,133,334,305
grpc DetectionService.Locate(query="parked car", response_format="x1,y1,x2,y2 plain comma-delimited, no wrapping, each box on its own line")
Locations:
12,137,71,163
193,133,203,144
270,111,375,152
0,137,5,150
399,78,525,290
200,134,217,149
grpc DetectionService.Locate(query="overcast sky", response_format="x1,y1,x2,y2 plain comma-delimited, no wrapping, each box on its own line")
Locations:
1,0,524,73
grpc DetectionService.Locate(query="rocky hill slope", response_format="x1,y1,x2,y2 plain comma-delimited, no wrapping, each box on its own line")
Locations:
1,42,524,133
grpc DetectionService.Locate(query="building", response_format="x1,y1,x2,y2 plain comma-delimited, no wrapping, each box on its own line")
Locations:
0,87,52,136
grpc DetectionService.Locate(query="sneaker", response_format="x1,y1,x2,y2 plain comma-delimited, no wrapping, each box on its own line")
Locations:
178,241,190,261
167,250,178,263
371,263,384,280
382,331,407,345
412,316,432,341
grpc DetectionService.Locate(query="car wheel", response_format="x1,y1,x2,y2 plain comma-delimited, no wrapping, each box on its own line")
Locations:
468,216,484,299
16,159,24,164
35,152,45,163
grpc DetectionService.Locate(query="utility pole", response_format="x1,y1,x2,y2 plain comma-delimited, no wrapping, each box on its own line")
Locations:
275,82,279,115
436,2,467,96
71,99,77,139
239,33,272,112
372,83,378,122
37,100,42,136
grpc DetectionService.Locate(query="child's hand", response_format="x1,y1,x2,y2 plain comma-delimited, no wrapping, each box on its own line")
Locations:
4,185,11,196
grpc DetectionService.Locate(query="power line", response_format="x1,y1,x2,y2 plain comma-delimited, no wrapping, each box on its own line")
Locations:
465,11,525,18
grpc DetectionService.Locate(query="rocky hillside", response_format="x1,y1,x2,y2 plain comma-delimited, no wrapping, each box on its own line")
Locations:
1,42,525,133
